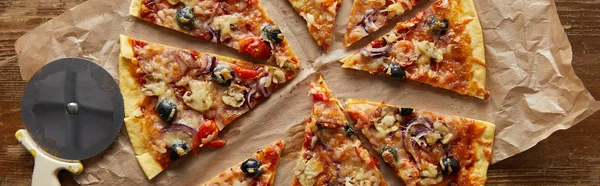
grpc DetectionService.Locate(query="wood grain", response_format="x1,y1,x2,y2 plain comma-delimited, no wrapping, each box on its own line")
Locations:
0,0,599,185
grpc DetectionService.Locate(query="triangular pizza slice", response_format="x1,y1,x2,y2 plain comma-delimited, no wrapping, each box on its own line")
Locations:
129,0,300,74
201,140,284,186
344,0,422,47
287,0,342,51
341,0,488,99
119,35,290,179
292,77,388,186
345,99,495,185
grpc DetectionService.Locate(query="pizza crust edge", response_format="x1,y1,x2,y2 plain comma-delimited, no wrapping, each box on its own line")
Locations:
468,119,495,185
460,0,487,99
129,0,142,17
119,35,165,179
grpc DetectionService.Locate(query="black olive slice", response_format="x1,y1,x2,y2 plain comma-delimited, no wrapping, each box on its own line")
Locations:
157,99,177,122
241,158,263,178
440,156,460,174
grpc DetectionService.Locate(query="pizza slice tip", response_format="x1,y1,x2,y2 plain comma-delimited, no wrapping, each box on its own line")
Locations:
201,140,285,186
287,0,342,51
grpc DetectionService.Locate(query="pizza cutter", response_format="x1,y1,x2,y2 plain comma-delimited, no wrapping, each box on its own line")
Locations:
15,58,124,186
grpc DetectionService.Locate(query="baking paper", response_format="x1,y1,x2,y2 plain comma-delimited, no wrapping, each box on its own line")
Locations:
14,0,600,185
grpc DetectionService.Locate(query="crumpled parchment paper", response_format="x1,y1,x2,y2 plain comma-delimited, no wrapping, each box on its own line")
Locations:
14,0,600,185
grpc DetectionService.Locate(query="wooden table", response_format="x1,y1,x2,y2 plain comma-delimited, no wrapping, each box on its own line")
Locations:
1,0,598,185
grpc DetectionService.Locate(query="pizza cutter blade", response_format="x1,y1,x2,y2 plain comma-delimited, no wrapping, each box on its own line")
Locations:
15,58,124,186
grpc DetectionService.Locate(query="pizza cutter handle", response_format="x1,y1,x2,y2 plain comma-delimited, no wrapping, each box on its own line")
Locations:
15,129,84,186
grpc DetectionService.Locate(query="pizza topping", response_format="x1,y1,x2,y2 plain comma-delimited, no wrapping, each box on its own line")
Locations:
360,44,392,58
381,147,399,164
375,114,399,134
142,81,168,97
361,9,378,33
222,84,248,108
405,116,434,147
239,37,272,59
192,120,220,149
162,124,195,162
210,15,239,39
387,2,407,16
156,99,178,122
272,68,286,84
232,65,260,79
262,24,284,44
400,107,414,116
440,156,460,174
387,64,407,78
211,66,235,85
241,158,263,178
294,158,324,186
428,16,449,36
175,7,195,29
419,162,443,185
169,142,188,161
433,120,454,144
199,54,218,74
413,40,444,63
343,123,355,137
182,80,214,112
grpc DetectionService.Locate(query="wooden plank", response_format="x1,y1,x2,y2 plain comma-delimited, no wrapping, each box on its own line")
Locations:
0,0,599,185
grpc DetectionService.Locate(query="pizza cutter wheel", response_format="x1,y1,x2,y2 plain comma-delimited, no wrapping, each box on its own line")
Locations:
16,58,124,186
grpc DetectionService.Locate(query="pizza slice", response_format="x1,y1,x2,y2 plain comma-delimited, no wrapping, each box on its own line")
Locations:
292,77,388,186
340,0,489,99
344,0,421,47
129,0,300,74
119,35,290,179
201,140,284,186
287,0,341,51
345,99,495,185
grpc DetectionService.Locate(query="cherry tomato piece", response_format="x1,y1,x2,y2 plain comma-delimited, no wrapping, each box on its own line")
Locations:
239,37,272,59
232,65,260,79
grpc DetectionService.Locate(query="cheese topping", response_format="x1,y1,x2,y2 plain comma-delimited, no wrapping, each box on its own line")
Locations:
183,80,214,112
222,84,247,108
419,162,443,185
295,158,324,186
413,40,444,63
211,15,240,39
375,115,399,134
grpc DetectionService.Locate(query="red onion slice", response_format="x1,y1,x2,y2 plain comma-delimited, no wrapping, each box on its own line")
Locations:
203,23,221,44
360,44,392,58
161,123,197,137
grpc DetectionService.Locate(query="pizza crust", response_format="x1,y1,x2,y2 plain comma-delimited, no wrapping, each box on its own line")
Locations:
469,119,495,185
119,36,165,179
459,0,487,99
136,152,164,179
129,0,142,17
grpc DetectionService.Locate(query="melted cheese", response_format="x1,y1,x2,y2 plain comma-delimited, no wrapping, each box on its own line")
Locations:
273,68,286,84
388,3,406,16
295,158,324,186
211,15,240,39
375,115,399,134
183,80,214,112
413,40,444,63
222,84,247,108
